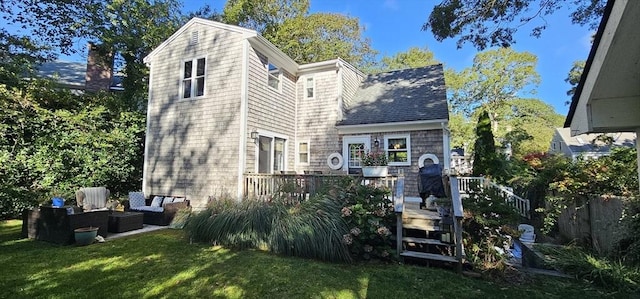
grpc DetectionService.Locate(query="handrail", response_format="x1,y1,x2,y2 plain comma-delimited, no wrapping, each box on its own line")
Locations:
455,176,530,219
449,176,465,272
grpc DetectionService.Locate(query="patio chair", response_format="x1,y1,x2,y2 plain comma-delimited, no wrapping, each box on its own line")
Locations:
76,187,110,210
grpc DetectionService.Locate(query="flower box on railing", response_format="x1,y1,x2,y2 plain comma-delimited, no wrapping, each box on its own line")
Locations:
362,166,388,178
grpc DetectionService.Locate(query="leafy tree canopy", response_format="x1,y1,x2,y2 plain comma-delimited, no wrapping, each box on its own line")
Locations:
424,0,606,50
565,60,585,97
222,0,376,69
447,47,540,117
270,13,376,68
375,47,440,73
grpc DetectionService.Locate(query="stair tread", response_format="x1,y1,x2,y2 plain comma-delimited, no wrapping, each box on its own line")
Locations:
401,251,459,263
402,223,440,231
403,237,452,246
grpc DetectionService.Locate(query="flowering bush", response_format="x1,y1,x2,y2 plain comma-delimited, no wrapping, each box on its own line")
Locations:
333,180,395,261
361,151,388,166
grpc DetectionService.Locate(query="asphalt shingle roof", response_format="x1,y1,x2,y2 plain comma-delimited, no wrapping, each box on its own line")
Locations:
338,64,449,126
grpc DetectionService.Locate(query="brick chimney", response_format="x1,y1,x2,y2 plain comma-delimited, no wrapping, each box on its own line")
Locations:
84,43,114,92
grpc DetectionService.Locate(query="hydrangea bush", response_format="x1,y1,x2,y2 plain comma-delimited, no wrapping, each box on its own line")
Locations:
333,180,396,260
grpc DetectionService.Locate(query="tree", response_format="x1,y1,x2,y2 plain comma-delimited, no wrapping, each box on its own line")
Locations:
94,0,184,106
448,111,475,151
222,0,309,38
377,47,440,72
424,0,607,49
495,99,564,158
447,48,540,117
269,13,377,68
565,60,585,98
222,0,376,69
472,110,501,177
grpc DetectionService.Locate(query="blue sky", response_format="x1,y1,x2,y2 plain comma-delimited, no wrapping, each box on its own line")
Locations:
183,0,593,116
36,1,591,116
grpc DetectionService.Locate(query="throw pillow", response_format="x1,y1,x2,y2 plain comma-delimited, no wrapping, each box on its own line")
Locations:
173,197,185,203
162,197,174,207
128,192,146,208
150,196,164,207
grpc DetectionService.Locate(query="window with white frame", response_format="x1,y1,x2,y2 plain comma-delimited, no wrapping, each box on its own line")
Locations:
305,76,314,99
385,135,411,166
267,61,281,91
182,57,206,99
297,141,310,164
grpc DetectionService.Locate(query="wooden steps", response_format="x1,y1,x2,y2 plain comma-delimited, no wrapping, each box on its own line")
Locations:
400,251,458,263
400,201,461,269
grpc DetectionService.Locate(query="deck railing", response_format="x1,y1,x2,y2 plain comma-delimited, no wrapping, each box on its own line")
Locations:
455,176,530,219
243,173,399,202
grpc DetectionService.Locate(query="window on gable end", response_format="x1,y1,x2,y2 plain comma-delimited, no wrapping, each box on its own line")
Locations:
267,61,281,91
182,57,206,99
305,77,315,99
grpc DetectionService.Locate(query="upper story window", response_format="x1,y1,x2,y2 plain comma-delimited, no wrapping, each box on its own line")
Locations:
267,61,281,91
385,134,411,166
182,57,206,99
305,77,315,99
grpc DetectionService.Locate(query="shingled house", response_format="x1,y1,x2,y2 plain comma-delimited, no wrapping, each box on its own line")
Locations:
142,18,450,208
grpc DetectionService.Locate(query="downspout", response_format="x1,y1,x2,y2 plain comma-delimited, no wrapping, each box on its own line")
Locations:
441,122,451,174
142,61,153,196
236,39,250,200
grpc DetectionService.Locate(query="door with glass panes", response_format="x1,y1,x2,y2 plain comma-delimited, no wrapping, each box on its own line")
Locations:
257,136,286,173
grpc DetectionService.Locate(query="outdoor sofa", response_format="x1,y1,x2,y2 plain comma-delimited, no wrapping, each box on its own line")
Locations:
125,192,190,226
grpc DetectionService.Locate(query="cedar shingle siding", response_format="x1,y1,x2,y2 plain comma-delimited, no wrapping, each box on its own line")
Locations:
144,19,450,208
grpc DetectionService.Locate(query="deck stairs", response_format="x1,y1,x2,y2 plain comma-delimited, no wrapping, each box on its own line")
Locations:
394,177,465,271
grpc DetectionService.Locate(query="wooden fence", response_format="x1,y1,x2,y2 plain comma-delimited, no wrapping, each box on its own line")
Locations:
557,196,624,254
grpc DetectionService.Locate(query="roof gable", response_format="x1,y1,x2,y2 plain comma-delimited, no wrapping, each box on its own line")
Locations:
338,64,449,126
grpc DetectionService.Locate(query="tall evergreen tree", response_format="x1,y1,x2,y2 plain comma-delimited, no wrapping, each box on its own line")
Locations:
472,110,500,177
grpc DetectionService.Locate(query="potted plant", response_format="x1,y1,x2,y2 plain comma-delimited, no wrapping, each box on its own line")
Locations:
361,151,388,177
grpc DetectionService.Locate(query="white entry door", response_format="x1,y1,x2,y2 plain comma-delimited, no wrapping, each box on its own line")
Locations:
342,136,370,173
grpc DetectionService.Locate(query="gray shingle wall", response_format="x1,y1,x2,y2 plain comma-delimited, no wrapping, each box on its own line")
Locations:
295,69,339,172
338,129,444,196
145,23,244,208
245,48,297,173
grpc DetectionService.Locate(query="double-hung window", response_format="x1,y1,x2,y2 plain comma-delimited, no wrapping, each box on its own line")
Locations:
267,62,281,91
297,141,310,165
182,57,206,99
305,77,315,99
385,134,411,166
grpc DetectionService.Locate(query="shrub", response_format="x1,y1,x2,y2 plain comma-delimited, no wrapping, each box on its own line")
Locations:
329,179,396,261
462,186,521,273
615,196,640,266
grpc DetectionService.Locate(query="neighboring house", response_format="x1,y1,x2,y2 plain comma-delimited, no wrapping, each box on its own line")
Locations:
142,18,450,208
565,0,640,187
36,43,122,92
549,127,636,160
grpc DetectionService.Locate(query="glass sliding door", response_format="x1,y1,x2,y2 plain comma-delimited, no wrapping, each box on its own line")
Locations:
256,135,287,174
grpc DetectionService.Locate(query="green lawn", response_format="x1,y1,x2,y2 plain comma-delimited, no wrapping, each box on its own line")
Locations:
0,220,624,299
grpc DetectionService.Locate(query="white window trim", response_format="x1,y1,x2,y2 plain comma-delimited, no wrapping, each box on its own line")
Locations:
266,60,282,92
180,56,207,100
304,76,315,99
254,130,289,174
384,134,411,166
296,140,310,165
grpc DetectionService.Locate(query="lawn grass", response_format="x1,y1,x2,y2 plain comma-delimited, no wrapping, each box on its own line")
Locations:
0,220,627,299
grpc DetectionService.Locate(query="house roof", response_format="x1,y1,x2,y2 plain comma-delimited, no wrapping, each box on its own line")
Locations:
555,127,636,155
337,64,449,126
37,61,86,89
565,0,640,134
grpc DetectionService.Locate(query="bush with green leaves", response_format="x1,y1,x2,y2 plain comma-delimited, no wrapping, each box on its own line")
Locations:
0,82,145,219
462,186,521,273
329,180,396,261
615,196,640,266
